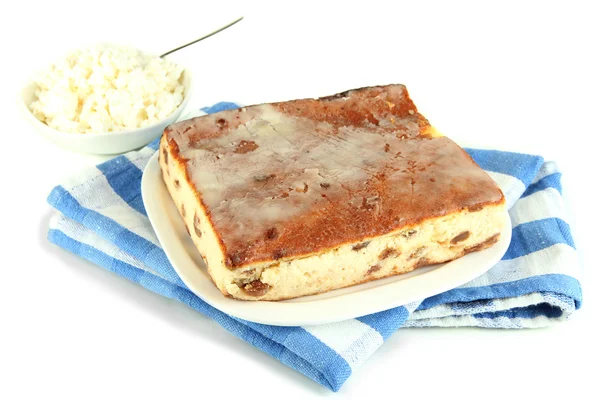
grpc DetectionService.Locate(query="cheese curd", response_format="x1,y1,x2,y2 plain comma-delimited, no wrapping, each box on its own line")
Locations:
30,45,185,134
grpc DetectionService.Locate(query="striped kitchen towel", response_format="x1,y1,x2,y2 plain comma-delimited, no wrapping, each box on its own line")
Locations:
46,102,582,392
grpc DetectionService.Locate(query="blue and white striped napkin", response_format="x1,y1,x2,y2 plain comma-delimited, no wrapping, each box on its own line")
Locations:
46,102,582,392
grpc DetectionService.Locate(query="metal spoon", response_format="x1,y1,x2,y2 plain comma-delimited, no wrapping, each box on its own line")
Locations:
160,16,244,58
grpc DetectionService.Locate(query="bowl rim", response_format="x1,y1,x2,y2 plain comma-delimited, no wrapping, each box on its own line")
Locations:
21,66,193,139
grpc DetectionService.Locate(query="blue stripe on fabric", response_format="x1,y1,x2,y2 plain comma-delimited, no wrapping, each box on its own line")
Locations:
231,318,352,391
201,102,240,114
148,138,160,150
465,148,544,186
48,229,341,392
449,298,495,314
357,307,410,339
522,172,562,198
47,186,184,286
49,229,146,285
417,274,582,311
96,156,146,216
503,218,575,260
288,329,351,391
227,318,346,391
289,328,352,391
473,302,565,320
47,185,89,222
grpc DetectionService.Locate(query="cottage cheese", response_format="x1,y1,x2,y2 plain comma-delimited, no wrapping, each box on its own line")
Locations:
30,45,185,134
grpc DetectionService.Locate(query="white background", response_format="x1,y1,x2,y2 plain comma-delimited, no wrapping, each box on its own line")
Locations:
1,1,598,399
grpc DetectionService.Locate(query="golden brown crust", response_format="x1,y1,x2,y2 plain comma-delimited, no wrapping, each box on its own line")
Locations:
161,84,505,270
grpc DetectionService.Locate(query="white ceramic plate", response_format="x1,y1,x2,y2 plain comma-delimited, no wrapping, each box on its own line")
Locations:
142,152,511,326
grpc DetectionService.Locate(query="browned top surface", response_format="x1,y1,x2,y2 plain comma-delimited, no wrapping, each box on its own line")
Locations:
163,85,504,268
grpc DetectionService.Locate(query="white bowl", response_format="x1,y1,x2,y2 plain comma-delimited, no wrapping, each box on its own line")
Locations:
20,68,192,155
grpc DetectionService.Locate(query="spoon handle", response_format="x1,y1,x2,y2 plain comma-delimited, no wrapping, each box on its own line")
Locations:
160,16,244,58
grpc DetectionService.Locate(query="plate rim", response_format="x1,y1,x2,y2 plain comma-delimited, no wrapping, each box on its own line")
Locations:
142,151,512,326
